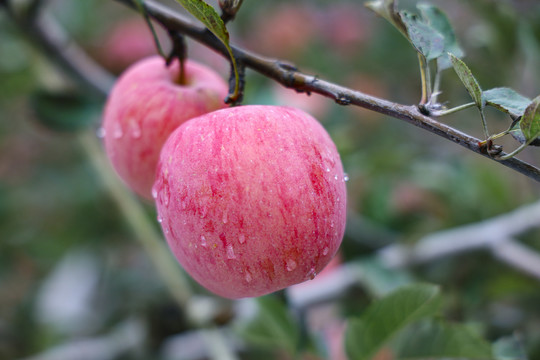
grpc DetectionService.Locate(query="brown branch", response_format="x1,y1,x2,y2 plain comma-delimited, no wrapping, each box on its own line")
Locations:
114,0,540,182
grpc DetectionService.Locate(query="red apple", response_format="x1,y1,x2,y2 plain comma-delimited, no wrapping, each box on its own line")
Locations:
102,55,229,199
153,105,347,298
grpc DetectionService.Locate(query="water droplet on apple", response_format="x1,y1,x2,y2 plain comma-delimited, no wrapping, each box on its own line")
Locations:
157,215,163,223
239,234,246,244
96,127,106,139
286,259,297,272
323,247,329,256
200,235,207,248
330,221,334,228
113,123,123,139
226,244,236,259
245,270,253,283
307,267,317,280
326,167,331,172
151,187,158,199
222,212,228,224
343,173,350,182
130,120,141,139
161,184,170,206
334,174,339,180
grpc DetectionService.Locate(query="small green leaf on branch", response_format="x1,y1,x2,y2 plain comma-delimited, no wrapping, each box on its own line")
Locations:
174,0,240,102
417,3,463,69
449,53,484,109
400,11,445,61
484,87,531,118
345,284,442,360
519,95,540,144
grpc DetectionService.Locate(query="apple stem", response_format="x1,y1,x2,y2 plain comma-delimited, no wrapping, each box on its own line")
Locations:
166,30,188,85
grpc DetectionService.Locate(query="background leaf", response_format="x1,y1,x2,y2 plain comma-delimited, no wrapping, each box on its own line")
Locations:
237,296,300,354
493,335,529,360
30,90,102,132
345,284,442,360
417,3,463,69
484,87,531,118
395,320,495,359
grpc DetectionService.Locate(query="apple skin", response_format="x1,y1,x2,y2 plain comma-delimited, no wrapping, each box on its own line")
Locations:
153,105,347,298
102,55,229,199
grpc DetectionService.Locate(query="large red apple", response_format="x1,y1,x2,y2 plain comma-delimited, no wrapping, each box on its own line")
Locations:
153,105,347,298
102,55,228,199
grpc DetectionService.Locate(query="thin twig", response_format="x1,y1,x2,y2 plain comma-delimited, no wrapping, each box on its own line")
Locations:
114,0,540,183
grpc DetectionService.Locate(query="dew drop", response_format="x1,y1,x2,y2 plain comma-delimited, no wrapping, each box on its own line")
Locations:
307,267,317,280
151,187,158,199
200,235,207,248
113,123,123,139
96,127,106,139
245,270,253,283
161,184,170,206
226,244,236,259
222,212,228,224
130,120,141,139
334,174,339,180
157,215,163,223
326,167,331,172
343,173,350,182
239,234,246,244
286,259,297,272
323,247,329,256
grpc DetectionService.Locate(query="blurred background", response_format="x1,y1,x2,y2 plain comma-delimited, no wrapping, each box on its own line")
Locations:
1,0,540,359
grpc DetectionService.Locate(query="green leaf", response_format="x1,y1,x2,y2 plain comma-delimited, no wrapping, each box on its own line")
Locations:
519,95,540,144
395,320,495,359
237,296,299,354
345,284,442,360
400,11,445,60
417,3,463,69
484,87,532,118
30,90,102,132
174,0,239,100
449,53,484,109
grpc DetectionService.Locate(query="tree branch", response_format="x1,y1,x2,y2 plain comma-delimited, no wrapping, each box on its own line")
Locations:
379,199,540,281
115,0,540,182
6,5,115,96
